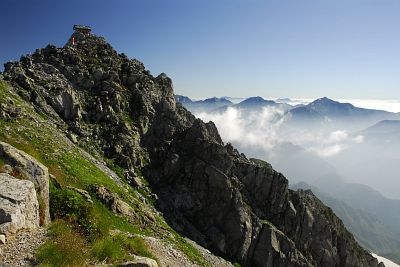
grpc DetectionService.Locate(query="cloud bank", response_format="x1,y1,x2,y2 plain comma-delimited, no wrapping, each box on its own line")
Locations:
196,107,363,158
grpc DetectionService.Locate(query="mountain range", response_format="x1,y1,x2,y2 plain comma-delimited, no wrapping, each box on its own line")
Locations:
177,95,400,130
174,95,233,113
176,94,400,264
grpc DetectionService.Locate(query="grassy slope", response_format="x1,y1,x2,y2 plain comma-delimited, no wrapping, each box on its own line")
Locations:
0,80,209,266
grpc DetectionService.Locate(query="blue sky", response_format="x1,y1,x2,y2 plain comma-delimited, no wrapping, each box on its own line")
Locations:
1,0,399,99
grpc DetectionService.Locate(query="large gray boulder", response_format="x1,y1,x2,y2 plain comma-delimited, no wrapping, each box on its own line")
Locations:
118,256,159,267
49,88,82,121
0,141,50,225
0,174,40,235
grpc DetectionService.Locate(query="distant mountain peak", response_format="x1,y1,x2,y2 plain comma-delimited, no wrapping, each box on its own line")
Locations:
201,97,232,104
305,97,357,115
242,96,265,102
312,97,341,104
175,94,193,104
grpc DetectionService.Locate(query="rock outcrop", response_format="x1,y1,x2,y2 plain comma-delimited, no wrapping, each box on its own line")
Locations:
91,185,155,228
0,173,39,235
117,256,159,267
0,141,50,225
92,185,136,219
1,29,384,266
147,119,382,266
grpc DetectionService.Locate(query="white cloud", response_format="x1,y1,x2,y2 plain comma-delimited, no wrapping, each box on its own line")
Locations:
353,135,364,144
196,107,361,158
327,130,348,143
338,99,400,113
196,106,285,151
308,144,349,157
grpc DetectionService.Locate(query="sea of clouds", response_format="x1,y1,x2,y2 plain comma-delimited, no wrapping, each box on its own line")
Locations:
196,106,364,158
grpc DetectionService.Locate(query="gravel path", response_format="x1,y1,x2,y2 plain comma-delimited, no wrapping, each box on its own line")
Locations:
186,238,234,267
143,235,233,267
143,236,196,267
0,228,48,267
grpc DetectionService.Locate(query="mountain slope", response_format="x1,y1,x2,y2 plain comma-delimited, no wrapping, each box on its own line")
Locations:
0,28,384,266
291,182,400,261
311,174,400,235
360,120,400,143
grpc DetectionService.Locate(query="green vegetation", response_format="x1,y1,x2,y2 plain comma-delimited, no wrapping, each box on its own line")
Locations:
50,187,108,239
91,235,129,262
0,80,209,266
91,234,156,263
38,187,154,266
37,220,154,266
104,157,125,180
36,220,88,267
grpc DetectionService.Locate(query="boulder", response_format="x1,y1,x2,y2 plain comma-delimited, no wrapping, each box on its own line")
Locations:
0,174,40,235
90,256,158,267
251,224,310,267
118,256,158,267
50,89,82,121
0,234,5,244
91,185,134,217
124,170,142,187
0,142,50,225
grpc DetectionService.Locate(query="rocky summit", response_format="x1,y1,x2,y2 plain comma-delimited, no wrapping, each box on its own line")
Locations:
0,27,385,266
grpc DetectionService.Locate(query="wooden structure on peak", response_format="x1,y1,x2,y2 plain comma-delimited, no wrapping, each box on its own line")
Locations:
73,25,92,34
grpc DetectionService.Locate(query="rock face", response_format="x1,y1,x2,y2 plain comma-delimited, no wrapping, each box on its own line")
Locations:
1,30,384,266
0,174,40,235
147,120,381,267
0,141,50,225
